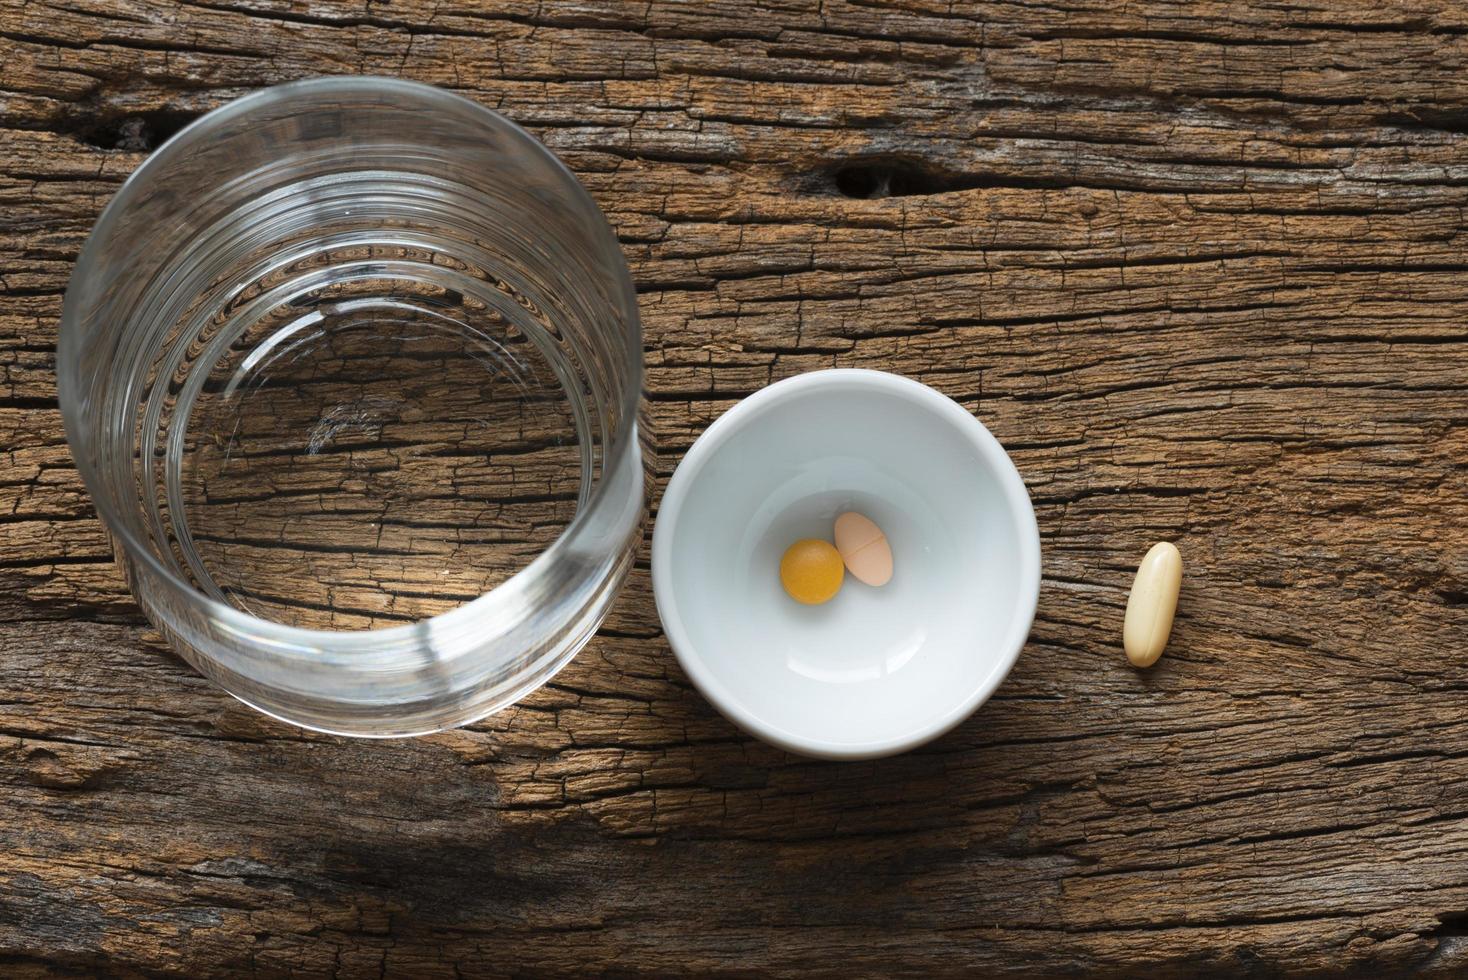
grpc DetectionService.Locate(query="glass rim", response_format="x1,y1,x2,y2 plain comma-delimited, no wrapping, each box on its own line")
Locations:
59,75,644,659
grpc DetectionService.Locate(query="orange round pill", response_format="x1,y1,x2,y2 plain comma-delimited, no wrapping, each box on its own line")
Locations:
779,538,844,605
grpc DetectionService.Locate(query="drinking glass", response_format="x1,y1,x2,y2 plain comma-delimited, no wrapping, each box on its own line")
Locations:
59,77,645,735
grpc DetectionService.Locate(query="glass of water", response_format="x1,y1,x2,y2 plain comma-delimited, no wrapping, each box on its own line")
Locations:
59,77,645,735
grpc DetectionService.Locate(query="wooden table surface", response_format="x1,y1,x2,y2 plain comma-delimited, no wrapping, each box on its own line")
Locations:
5,0,1468,976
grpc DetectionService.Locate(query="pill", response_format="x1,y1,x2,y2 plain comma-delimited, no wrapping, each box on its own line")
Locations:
1123,542,1182,668
780,538,844,605
833,511,893,587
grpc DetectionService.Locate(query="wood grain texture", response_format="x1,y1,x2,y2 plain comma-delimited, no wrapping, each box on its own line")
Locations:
4,0,1468,975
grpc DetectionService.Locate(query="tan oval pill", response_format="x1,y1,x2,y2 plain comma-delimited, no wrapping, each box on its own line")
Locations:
1124,542,1182,668
834,511,893,587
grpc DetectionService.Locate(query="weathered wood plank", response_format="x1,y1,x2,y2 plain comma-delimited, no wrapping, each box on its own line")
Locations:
3,0,1468,975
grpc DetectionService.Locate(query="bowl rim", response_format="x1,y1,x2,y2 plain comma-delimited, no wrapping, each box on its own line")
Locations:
651,368,1042,760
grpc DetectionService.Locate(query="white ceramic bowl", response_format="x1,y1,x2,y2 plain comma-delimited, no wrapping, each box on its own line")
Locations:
652,369,1041,760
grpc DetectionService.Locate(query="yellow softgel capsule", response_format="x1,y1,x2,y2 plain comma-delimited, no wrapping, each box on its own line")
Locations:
1124,542,1183,668
780,538,844,605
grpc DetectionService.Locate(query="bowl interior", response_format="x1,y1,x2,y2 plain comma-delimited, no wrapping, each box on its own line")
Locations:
656,372,1038,757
